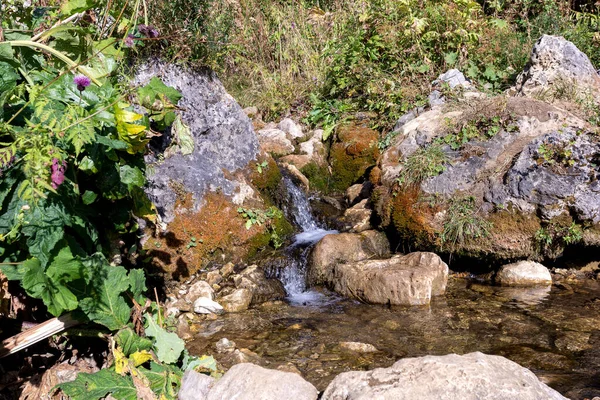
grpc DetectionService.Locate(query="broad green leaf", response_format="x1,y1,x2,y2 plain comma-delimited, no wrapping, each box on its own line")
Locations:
81,190,97,205
115,327,153,357
114,104,149,154
137,77,182,107
119,165,145,190
138,362,182,400
58,368,137,400
79,265,131,330
96,134,128,150
145,313,185,364
22,256,79,316
0,258,35,281
0,43,19,68
128,269,147,305
61,0,96,16
185,355,218,374
46,245,85,283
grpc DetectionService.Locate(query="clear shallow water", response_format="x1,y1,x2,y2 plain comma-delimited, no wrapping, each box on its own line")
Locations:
188,277,600,399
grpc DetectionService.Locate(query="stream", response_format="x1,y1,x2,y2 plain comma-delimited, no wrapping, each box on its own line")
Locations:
188,177,600,399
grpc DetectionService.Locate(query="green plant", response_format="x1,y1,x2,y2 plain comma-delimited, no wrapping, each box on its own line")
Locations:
305,94,353,141
535,140,576,171
441,196,492,252
256,161,269,174
397,144,448,186
535,221,583,256
438,113,516,150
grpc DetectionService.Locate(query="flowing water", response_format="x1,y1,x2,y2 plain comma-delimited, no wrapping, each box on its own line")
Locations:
189,177,600,399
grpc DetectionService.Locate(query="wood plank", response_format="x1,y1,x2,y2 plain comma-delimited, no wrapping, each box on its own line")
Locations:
0,313,80,358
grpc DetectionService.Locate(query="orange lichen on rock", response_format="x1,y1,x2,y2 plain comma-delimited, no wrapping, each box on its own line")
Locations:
391,187,436,247
146,192,268,280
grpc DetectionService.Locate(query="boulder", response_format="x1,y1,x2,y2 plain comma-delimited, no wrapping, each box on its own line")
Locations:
496,261,552,287
194,297,224,315
220,288,253,312
515,35,600,97
332,252,448,305
206,363,318,400
340,199,372,233
233,265,286,304
308,231,390,285
135,62,259,224
178,370,215,400
278,118,305,141
321,352,567,400
257,128,295,156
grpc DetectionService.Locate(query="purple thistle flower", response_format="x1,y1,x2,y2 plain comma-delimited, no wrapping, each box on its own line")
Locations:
74,75,91,91
51,158,66,189
124,34,136,48
138,24,159,38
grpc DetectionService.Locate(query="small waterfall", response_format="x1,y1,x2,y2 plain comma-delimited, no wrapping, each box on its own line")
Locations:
274,176,337,304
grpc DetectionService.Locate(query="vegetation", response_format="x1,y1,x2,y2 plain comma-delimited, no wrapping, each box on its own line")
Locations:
0,1,217,398
397,145,448,186
441,196,492,252
535,221,584,257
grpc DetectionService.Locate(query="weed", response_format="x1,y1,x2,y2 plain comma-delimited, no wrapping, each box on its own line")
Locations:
256,161,269,174
397,145,449,187
535,139,576,172
535,221,583,257
441,196,492,252
305,95,353,141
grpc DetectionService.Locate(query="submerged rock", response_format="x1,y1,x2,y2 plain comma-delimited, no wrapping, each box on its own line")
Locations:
496,261,552,287
205,363,318,400
339,342,378,353
332,252,448,306
321,352,567,400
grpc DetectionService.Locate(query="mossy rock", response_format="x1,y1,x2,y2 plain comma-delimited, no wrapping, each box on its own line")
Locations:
250,155,282,200
329,122,379,192
301,162,333,194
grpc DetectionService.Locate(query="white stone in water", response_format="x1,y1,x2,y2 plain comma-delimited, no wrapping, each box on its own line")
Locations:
193,297,224,315
339,342,378,353
496,261,552,287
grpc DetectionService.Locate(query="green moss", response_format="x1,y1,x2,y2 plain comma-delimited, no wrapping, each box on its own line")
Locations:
251,156,282,200
300,162,333,194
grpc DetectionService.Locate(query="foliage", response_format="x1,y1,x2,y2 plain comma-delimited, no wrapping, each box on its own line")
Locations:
304,94,353,141
237,206,287,248
441,196,492,252
535,221,583,257
397,145,448,186
437,109,517,150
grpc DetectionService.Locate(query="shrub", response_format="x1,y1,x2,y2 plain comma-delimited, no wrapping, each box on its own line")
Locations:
441,196,492,252
397,145,449,186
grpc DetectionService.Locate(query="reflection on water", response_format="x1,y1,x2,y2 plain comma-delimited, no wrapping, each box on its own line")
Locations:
188,278,600,399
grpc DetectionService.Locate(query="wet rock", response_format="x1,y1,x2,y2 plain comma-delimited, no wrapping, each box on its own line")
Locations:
339,342,378,353
555,331,592,352
135,62,259,225
308,230,390,285
194,297,224,315
331,252,448,306
257,128,295,156
206,363,318,400
321,352,567,400
179,370,215,400
340,199,372,233
515,35,600,97
278,118,305,141
216,338,237,353
281,163,310,191
496,261,552,287
221,288,253,312
187,280,215,302
233,265,286,304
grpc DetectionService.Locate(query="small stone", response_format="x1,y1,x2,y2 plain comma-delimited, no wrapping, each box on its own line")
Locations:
193,297,224,315
339,341,378,353
220,262,235,278
243,106,259,118
216,338,236,353
177,317,193,341
207,270,223,286
278,118,305,141
187,280,215,302
221,288,253,312
257,128,295,156
277,363,303,376
165,307,181,318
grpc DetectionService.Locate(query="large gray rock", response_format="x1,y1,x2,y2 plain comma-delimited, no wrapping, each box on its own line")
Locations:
515,35,600,97
322,352,567,400
308,231,390,285
135,62,259,223
178,370,215,400
332,252,448,305
206,363,318,400
496,261,552,287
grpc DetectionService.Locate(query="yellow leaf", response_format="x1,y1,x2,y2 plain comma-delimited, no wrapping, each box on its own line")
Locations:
129,350,153,367
114,347,129,375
